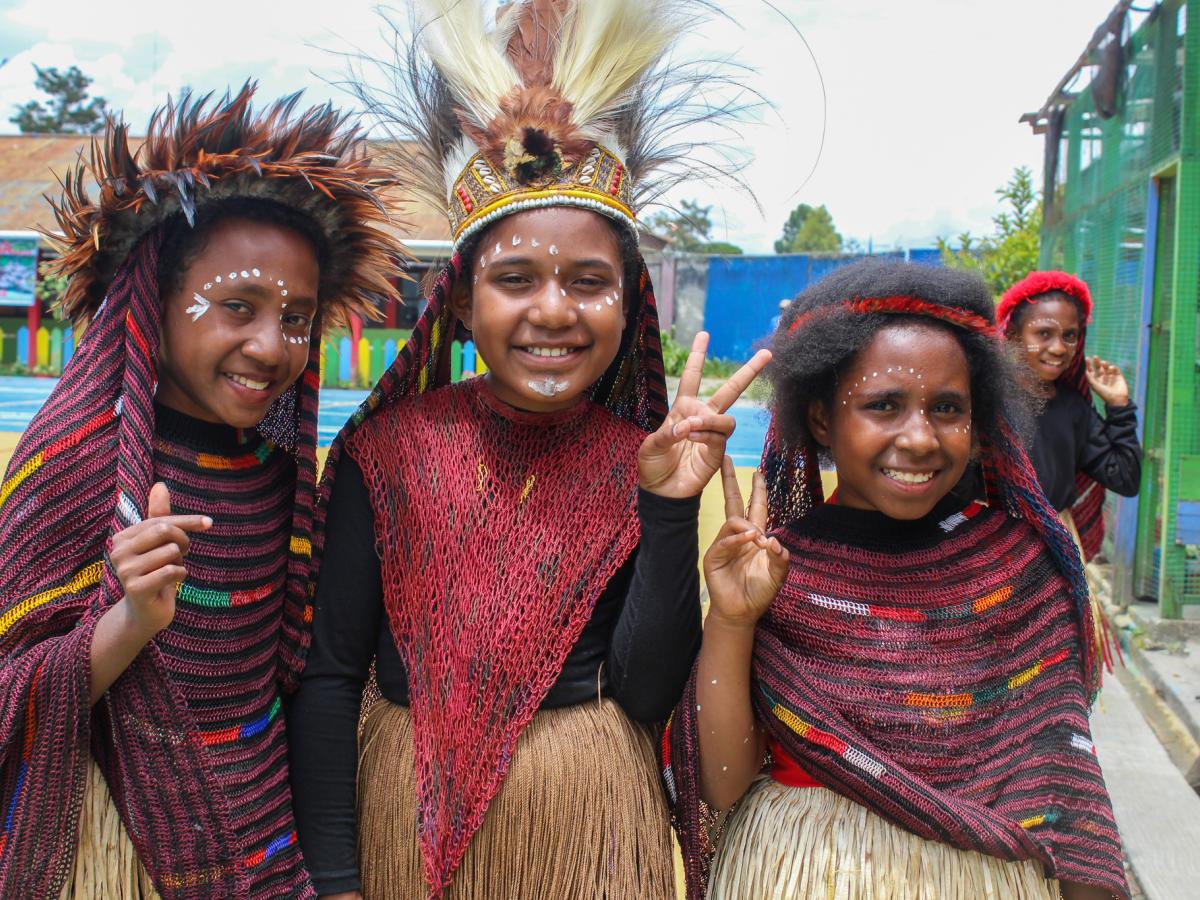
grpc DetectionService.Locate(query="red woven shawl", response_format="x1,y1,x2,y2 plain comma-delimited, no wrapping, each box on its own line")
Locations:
0,235,320,898
349,378,645,893
665,504,1128,899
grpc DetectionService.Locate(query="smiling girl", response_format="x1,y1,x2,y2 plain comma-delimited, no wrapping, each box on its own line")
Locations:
665,259,1129,900
287,2,762,897
999,271,1141,564
0,86,401,899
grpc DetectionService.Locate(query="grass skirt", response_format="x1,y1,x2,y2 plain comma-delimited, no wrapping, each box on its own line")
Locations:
358,697,675,899
707,779,1060,900
60,758,159,900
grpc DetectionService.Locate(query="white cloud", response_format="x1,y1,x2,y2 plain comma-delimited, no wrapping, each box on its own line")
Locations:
0,0,1118,252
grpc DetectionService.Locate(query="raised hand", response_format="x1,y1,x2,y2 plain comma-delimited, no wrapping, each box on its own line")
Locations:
638,332,772,498
1084,356,1131,408
108,482,211,637
704,458,789,628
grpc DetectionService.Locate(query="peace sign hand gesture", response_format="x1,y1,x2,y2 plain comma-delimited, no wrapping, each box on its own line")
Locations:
638,332,772,498
704,458,789,629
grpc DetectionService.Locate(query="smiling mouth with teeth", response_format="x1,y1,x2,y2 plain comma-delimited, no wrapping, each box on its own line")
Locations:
523,346,579,358
882,468,936,485
225,373,270,391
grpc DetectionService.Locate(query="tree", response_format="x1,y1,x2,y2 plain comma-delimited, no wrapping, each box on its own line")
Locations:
774,203,843,254
939,166,1041,297
646,200,743,254
10,65,108,134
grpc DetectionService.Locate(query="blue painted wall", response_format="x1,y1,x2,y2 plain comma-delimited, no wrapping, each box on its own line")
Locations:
704,251,942,361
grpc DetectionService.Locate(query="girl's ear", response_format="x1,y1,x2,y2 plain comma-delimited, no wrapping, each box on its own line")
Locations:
807,398,833,448
449,272,473,329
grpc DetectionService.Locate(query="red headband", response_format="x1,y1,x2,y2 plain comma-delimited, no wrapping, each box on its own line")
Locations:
997,271,1093,333
787,295,995,336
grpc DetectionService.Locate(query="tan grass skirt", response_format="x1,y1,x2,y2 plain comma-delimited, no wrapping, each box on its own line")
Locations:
358,698,675,899
707,779,1060,900
59,758,160,900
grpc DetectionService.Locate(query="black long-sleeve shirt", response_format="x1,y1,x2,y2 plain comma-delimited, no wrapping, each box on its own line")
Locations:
1030,390,1142,511
288,454,702,896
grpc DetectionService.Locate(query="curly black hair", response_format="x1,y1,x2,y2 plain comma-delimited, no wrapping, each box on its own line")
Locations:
769,257,1032,456
1002,289,1087,336
157,197,330,317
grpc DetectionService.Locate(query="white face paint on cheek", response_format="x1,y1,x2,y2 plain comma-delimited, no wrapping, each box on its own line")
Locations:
548,245,559,255
185,292,211,322
530,238,540,248
528,376,569,397
512,235,522,246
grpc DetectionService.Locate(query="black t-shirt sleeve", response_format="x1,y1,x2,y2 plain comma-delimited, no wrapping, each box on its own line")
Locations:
606,489,703,722
287,452,381,896
1078,400,1142,497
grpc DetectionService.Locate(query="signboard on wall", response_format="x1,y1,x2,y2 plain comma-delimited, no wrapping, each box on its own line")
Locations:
0,231,40,307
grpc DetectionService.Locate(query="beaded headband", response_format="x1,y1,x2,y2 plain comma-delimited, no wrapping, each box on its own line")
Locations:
787,295,995,336
450,145,635,247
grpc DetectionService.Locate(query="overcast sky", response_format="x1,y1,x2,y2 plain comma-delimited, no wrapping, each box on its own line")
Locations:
0,0,1117,253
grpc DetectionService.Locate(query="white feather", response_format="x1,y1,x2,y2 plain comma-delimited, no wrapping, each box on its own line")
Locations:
552,0,691,127
415,0,520,131
442,137,479,195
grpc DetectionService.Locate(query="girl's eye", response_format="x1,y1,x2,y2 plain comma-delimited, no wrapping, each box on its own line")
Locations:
864,399,896,412
283,314,311,329
223,300,252,315
932,402,962,416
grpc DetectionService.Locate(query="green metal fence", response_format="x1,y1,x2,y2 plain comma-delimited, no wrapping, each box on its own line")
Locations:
1039,0,1198,616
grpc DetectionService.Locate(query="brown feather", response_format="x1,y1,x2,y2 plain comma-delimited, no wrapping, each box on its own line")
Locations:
42,82,410,329
502,0,571,87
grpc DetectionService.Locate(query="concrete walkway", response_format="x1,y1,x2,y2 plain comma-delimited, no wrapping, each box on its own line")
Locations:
1091,669,1200,899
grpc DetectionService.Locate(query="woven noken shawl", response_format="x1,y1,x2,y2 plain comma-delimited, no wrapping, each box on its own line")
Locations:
0,87,403,898
998,271,1106,562
310,252,667,896
663,296,1128,899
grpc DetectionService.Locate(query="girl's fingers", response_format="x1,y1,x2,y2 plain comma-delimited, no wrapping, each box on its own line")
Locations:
747,470,769,531
118,542,186,580
115,521,196,556
708,349,773,414
721,456,745,520
126,565,187,600
676,332,709,402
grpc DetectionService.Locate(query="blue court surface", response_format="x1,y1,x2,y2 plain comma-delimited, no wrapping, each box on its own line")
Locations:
0,376,770,466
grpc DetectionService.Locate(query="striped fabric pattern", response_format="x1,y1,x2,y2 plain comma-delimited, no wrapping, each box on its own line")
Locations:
152,410,309,896
668,504,1128,899
0,234,319,898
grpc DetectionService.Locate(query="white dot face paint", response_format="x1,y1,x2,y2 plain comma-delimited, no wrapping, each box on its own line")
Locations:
530,238,540,248
548,245,559,255
229,272,238,280
605,297,614,306
560,288,567,297
215,276,222,284
512,235,522,246
204,283,213,291
554,266,559,275
494,243,501,256
240,270,249,278
185,292,211,322
252,268,261,278
281,290,288,297
528,376,569,398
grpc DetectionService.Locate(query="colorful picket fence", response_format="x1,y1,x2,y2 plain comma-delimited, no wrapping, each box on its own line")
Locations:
0,321,489,391
0,323,75,372
319,331,485,389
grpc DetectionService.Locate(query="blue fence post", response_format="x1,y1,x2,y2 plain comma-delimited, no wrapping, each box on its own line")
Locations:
462,339,476,376
338,336,352,386
384,339,398,370
16,327,29,367
62,329,75,368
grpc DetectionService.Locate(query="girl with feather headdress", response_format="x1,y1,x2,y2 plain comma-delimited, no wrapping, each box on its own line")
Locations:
287,2,763,897
0,84,404,899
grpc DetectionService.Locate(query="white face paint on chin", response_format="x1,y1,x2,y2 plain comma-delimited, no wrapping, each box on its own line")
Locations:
528,376,569,398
